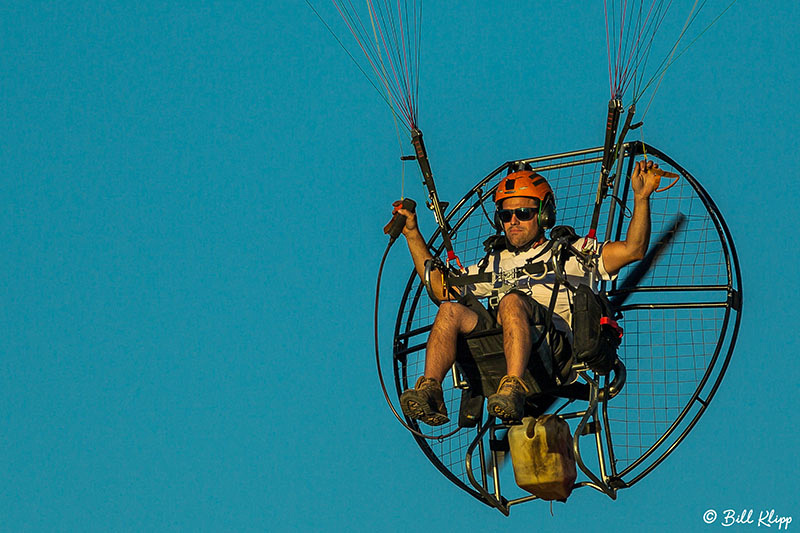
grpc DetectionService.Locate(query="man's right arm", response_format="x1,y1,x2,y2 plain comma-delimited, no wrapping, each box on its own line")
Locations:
393,201,448,299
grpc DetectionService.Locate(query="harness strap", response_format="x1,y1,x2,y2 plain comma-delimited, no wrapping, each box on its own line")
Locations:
537,237,576,386
447,236,556,288
447,261,549,287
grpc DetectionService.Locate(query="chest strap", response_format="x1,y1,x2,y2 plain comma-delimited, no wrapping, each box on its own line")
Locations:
447,261,549,288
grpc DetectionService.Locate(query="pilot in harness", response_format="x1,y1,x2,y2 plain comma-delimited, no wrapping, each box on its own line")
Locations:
400,169,623,426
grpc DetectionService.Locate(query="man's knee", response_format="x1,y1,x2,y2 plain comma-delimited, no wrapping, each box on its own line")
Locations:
496,292,532,324
435,301,478,333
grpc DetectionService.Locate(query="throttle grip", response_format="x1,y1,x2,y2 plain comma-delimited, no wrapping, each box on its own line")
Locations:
385,198,417,241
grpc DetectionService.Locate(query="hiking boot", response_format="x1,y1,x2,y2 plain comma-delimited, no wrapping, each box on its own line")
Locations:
400,376,449,426
487,375,530,422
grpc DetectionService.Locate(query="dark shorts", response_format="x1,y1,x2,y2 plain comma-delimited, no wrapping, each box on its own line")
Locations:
455,291,573,398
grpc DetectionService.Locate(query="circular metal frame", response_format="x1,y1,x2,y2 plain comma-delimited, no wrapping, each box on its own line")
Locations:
391,142,742,511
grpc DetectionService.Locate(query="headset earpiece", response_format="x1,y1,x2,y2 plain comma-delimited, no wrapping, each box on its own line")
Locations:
538,194,556,229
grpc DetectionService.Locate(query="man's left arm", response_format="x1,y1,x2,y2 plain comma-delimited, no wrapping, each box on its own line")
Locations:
601,160,663,277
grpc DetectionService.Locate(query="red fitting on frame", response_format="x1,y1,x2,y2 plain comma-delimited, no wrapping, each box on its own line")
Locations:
600,316,623,338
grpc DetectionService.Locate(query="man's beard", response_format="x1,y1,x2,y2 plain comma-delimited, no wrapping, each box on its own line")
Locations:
505,230,543,252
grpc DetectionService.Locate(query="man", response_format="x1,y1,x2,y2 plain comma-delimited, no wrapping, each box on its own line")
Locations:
393,160,663,425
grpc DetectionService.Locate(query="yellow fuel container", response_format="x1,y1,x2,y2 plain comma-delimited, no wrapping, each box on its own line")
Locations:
508,414,577,501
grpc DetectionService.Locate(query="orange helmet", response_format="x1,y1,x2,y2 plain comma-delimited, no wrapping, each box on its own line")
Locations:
494,170,553,205
494,170,556,229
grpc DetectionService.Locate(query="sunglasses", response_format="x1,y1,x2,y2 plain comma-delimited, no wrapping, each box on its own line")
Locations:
496,206,539,223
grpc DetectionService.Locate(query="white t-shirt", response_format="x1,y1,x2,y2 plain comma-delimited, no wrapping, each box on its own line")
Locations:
463,238,616,341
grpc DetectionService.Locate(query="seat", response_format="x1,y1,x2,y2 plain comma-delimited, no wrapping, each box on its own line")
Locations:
453,317,592,428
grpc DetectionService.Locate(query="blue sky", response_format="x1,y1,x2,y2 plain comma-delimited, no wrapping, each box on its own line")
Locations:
1,2,798,531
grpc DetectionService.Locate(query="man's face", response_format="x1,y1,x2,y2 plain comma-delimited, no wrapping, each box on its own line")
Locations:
500,197,540,249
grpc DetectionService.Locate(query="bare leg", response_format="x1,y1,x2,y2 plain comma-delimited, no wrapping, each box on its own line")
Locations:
496,292,534,377
485,292,536,422
424,301,479,382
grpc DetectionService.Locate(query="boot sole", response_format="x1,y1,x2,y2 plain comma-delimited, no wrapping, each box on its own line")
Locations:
401,395,449,427
487,396,523,423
